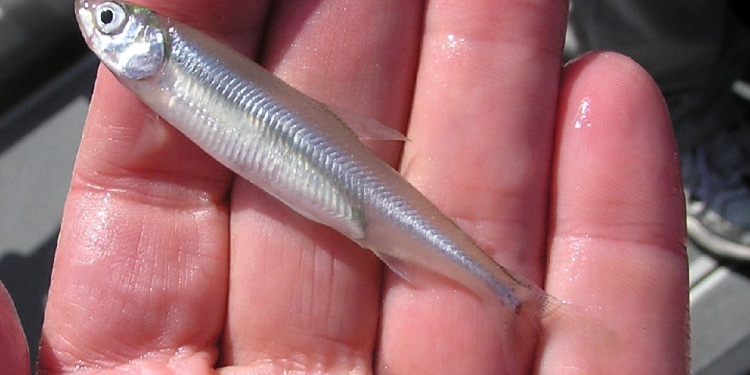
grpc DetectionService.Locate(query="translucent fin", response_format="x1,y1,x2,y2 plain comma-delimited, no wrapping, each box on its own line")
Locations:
489,288,624,374
508,286,553,337
536,290,565,319
321,103,409,142
377,253,415,285
542,296,621,342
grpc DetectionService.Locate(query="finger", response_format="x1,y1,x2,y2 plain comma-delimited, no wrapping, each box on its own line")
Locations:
140,0,272,56
379,0,569,373
218,0,422,373
38,1,271,373
0,281,29,375
540,52,689,374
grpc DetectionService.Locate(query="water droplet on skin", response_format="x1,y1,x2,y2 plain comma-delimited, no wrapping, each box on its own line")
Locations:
74,191,118,265
440,33,466,59
562,235,593,283
428,33,469,86
574,98,592,129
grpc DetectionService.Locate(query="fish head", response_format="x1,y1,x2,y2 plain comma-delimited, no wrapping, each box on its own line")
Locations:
75,0,169,80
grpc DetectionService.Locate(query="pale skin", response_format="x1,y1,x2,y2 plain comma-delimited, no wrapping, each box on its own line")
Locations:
0,0,689,374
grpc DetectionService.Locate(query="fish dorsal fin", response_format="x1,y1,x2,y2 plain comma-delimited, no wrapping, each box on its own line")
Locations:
321,103,409,142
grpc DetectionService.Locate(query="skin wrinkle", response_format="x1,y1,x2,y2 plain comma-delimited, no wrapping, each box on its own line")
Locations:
314,243,339,333
422,0,567,62
70,168,230,209
238,333,371,374
291,236,369,342
43,189,229,372
546,236,688,371
553,234,686,265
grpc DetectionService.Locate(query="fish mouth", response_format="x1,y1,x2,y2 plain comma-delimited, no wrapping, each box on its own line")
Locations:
73,0,92,21
74,0,96,50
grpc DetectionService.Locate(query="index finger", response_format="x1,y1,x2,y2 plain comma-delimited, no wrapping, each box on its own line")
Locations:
38,0,270,373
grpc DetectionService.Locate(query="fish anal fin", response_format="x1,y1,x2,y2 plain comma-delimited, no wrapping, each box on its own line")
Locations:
377,253,417,285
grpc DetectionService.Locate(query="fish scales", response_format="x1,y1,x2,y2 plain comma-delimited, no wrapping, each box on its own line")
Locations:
164,26,369,239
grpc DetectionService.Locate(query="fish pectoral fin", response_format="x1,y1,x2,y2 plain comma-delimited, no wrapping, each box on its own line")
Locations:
321,103,409,142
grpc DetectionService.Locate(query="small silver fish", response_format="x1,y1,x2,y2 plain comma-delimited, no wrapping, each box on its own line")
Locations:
75,0,556,318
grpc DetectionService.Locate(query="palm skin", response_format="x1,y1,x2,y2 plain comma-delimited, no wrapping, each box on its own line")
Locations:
0,0,689,374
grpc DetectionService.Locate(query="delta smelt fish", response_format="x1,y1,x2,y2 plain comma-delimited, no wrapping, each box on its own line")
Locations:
74,0,559,319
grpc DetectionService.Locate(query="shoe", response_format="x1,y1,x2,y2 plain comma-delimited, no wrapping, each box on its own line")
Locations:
682,121,750,260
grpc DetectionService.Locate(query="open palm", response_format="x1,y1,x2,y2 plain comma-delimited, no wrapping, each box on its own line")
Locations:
1,0,689,374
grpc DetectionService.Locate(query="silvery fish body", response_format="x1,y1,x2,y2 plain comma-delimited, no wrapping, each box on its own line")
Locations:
75,0,553,316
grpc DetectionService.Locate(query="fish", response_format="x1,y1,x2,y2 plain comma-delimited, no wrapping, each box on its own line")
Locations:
74,0,559,320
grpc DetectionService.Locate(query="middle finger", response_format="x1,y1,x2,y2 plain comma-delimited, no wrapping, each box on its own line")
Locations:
220,0,423,373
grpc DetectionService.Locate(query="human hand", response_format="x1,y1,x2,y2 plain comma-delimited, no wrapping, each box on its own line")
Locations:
5,0,689,374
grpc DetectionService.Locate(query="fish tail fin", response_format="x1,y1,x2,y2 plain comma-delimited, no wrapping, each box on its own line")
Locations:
524,290,625,372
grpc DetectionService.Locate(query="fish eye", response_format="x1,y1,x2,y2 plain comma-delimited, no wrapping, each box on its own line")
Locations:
95,2,127,34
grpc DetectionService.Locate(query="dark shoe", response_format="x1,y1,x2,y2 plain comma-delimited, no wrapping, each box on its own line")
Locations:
683,121,750,260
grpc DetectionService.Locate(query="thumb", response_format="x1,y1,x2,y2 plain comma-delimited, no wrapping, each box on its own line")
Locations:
0,281,30,375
